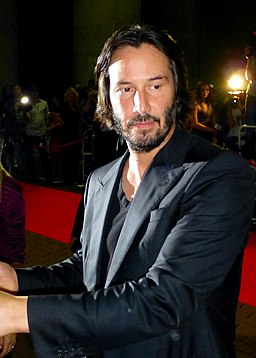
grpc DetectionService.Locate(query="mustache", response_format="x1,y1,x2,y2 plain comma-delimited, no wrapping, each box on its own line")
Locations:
127,114,160,129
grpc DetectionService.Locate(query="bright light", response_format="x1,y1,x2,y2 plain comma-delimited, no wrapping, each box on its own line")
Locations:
227,74,245,91
20,96,29,104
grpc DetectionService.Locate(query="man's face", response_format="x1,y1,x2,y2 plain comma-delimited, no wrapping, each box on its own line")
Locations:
109,43,176,152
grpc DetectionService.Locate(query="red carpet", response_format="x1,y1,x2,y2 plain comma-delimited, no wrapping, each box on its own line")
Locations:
239,231,256,306
20,182,82,244
20,182,256,306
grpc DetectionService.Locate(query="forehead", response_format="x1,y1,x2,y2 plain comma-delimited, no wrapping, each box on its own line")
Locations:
109,43,172,80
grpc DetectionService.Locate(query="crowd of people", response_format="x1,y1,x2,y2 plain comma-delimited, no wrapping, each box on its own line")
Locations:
0,80,123,186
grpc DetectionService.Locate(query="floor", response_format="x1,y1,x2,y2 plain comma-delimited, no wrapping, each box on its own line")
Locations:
10,230,256,357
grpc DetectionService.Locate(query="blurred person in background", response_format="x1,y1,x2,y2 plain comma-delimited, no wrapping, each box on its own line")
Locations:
243,32,256,161
82,79,98,129
46,110,64,183
23,85,51,181
10,84,27,179
59,87,82,185
0,84,27,179
223,93,245,152
191,82,218,143
0,85,15,173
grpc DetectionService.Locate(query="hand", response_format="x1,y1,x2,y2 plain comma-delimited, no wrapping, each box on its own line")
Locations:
0,291,29,336
0,262,18,293
211,127,218,136
0,334,17,357
212,135,218,144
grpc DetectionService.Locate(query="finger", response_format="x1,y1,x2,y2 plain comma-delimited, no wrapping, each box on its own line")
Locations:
0,335,16,358
2,342,15,357
0,344,11,358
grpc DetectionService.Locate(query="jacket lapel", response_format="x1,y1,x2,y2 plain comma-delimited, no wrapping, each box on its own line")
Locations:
84,158,125,290
105,164,184,288
105,126,192,287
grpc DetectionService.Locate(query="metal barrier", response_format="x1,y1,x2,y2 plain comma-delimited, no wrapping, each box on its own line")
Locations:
236,124,256,226
81,128,95,182
238,124,256,154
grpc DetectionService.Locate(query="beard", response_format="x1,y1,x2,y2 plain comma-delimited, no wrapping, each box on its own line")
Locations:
112,104,176,152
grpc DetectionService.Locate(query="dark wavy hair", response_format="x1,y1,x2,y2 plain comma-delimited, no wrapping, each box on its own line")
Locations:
94,24,193,128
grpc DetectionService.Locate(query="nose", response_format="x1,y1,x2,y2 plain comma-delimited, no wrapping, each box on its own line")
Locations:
133,90,151,115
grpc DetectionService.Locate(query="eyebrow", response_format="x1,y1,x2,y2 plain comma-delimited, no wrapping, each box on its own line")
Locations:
149,75,169,81
116,76,169,85
116,80,132,85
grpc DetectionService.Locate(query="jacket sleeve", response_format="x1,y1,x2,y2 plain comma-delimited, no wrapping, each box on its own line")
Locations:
17,250,84,294
26,152,255,357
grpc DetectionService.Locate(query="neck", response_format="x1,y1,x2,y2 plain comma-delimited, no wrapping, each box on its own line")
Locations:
122,123,175,200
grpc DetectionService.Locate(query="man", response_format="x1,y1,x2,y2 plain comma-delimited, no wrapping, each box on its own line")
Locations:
0,25,254,358
243,32,256,161
23,85,51,180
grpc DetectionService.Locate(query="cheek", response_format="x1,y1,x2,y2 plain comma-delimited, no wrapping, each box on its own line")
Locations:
157,94,174,111
110,94,130,117
110,91,121,112
111,101,123,119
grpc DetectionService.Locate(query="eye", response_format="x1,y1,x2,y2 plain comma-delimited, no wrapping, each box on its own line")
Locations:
148,83,162,91
120,87,133,93
116,86,135,96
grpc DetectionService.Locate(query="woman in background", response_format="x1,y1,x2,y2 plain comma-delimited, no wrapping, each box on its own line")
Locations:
191,82,218,142
0,159,26,357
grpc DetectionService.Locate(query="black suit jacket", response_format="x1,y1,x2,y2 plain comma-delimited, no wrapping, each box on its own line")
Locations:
17,126,255,358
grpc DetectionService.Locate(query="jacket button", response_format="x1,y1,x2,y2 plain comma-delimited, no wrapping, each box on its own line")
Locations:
169,330,181,341
76,347,86,356
70,348,76,356
62,350,70,358
56,350,63,358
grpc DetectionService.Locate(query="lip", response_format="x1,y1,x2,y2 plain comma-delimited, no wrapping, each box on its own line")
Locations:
133,120,156,129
